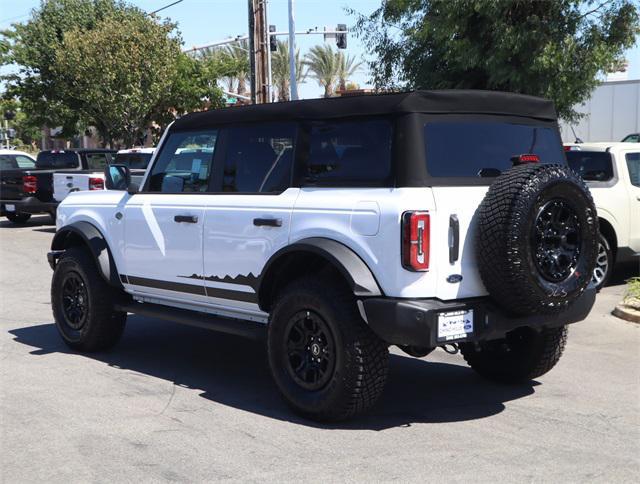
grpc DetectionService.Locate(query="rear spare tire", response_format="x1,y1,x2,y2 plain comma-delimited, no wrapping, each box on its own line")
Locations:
476,164,598,315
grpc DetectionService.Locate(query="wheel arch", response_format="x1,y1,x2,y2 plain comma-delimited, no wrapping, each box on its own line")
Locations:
51,221,122,289
257,237,382,312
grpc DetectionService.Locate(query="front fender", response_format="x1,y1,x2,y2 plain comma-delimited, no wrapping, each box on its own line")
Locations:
50,221,122,288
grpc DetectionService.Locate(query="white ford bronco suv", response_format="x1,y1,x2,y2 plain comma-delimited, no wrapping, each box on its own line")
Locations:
48,91,598,421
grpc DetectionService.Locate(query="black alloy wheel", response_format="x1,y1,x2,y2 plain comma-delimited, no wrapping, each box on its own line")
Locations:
532,199,581,282
284,310,336,391
61,272,89,330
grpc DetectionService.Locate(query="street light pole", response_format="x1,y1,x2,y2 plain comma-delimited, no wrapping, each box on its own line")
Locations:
288,0,298,101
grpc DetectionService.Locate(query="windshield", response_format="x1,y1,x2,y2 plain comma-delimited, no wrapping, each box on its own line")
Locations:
566,151,614,181
115,152,153,169
424,121,564,177
36,151,79,169
0,154,37,170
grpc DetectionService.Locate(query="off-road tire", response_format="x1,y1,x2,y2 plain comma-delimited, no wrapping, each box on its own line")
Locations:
592,233,613,291
51,247,126,351
268,276,389,422
477,164,598,315
5,212,31,224
460,326,568,383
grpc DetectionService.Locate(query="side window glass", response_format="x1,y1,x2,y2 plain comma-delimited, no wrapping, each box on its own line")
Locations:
148,130,218,193
305,119,392,186
86,153,109,170
223,123,295,193
626,153,640,187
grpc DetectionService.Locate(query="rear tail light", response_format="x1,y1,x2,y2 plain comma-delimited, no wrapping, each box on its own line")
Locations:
89,177,104,190
22,175,37,194
402,211,430,271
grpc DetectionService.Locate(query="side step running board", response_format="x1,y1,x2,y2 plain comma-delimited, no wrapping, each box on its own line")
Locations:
115,302,266,340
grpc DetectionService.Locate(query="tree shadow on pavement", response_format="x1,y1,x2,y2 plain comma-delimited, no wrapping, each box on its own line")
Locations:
9,317,536,430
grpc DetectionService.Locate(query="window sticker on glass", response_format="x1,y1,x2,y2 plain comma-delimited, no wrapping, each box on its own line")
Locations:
191,158,202,174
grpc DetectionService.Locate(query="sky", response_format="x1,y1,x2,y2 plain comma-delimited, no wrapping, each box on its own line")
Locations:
1,0,639,99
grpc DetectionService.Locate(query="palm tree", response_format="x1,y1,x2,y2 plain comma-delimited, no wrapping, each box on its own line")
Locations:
271,40,307,102
224,40,250,96
336,52,362,92
304,44,339,98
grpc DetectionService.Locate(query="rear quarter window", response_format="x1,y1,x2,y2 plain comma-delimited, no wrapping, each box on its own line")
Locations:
424,122,564,178
304,119,392,186
626,152,640,187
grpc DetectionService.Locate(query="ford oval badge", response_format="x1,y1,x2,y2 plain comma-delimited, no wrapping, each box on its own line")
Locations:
447,274,463,284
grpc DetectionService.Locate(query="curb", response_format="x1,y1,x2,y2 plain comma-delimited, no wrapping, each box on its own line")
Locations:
612,305,640,324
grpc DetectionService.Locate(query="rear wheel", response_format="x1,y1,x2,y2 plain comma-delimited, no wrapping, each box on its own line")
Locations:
268,276,389,421
51,247,126,351
5,212,31,224
592,233,613,291
460,326,568,383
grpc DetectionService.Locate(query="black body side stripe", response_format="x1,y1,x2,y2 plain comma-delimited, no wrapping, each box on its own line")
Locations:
124,275,258,303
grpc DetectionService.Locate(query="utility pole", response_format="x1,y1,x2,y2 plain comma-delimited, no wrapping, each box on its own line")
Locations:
288,0,298,100
248,0,269,104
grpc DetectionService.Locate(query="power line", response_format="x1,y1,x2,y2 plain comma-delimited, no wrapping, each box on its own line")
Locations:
0,12,30,24
149,0,184,15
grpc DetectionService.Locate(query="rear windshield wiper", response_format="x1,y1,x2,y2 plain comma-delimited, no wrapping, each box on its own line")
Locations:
478,168,502,177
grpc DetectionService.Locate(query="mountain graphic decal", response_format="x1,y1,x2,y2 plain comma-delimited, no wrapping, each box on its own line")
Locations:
179,273,260,291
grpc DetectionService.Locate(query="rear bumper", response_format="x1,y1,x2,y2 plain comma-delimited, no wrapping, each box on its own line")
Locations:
362,287,596,347
1,198,58,216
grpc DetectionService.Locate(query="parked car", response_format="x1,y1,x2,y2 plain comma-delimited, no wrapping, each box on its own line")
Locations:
565,142,640,289
0,148,115,223
49,91,598,421
114,147,155,185
621,133,639,143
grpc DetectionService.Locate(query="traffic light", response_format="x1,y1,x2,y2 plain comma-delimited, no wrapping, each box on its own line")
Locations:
269,25,277,52
336,24,347,49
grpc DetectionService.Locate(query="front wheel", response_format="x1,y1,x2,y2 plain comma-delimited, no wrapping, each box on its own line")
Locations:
268,276,389,422
459,326,568,383
51,247,127,351
5,212,31,224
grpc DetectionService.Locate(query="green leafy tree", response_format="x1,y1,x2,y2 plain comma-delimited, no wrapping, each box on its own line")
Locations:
1,0,141,138
351,0,639,120
0,98,41,151
305,44,341,98
271,39,307,101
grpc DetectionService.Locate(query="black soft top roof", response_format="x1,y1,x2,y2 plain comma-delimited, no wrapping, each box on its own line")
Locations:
172,90,557,131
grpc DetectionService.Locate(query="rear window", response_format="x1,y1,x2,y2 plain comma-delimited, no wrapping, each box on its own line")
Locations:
114,152,153,169
304,119,392,186
36,151,79,169
0,154,36,170
85,152,110,170
566,151,614,182
424,122,564,177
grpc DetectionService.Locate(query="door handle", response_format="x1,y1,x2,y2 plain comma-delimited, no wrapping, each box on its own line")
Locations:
449,214,460,264
253,217,282,227
174,215,198,224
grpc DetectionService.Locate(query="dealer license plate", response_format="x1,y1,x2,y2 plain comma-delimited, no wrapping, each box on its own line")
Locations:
437,310,473,341
5,204,15,212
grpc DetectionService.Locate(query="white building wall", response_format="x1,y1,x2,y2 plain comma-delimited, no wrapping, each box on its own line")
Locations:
559,80,640,142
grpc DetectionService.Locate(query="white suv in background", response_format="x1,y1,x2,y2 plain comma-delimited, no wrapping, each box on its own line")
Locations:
48,91,599,421
566,142,640,289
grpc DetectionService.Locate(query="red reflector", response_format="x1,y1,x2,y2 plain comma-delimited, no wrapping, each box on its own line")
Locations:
22,175,37,194
89,177,104,190
563,146,571,152
402,211,430,271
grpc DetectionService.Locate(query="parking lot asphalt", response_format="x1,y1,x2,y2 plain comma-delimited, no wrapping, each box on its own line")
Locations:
1,214,639,483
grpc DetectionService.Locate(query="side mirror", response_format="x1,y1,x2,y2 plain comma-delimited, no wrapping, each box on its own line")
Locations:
105,164,135,192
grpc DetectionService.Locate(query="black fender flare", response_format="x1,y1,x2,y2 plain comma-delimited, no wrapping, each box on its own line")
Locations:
258,237,382,310
51,221,122,288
